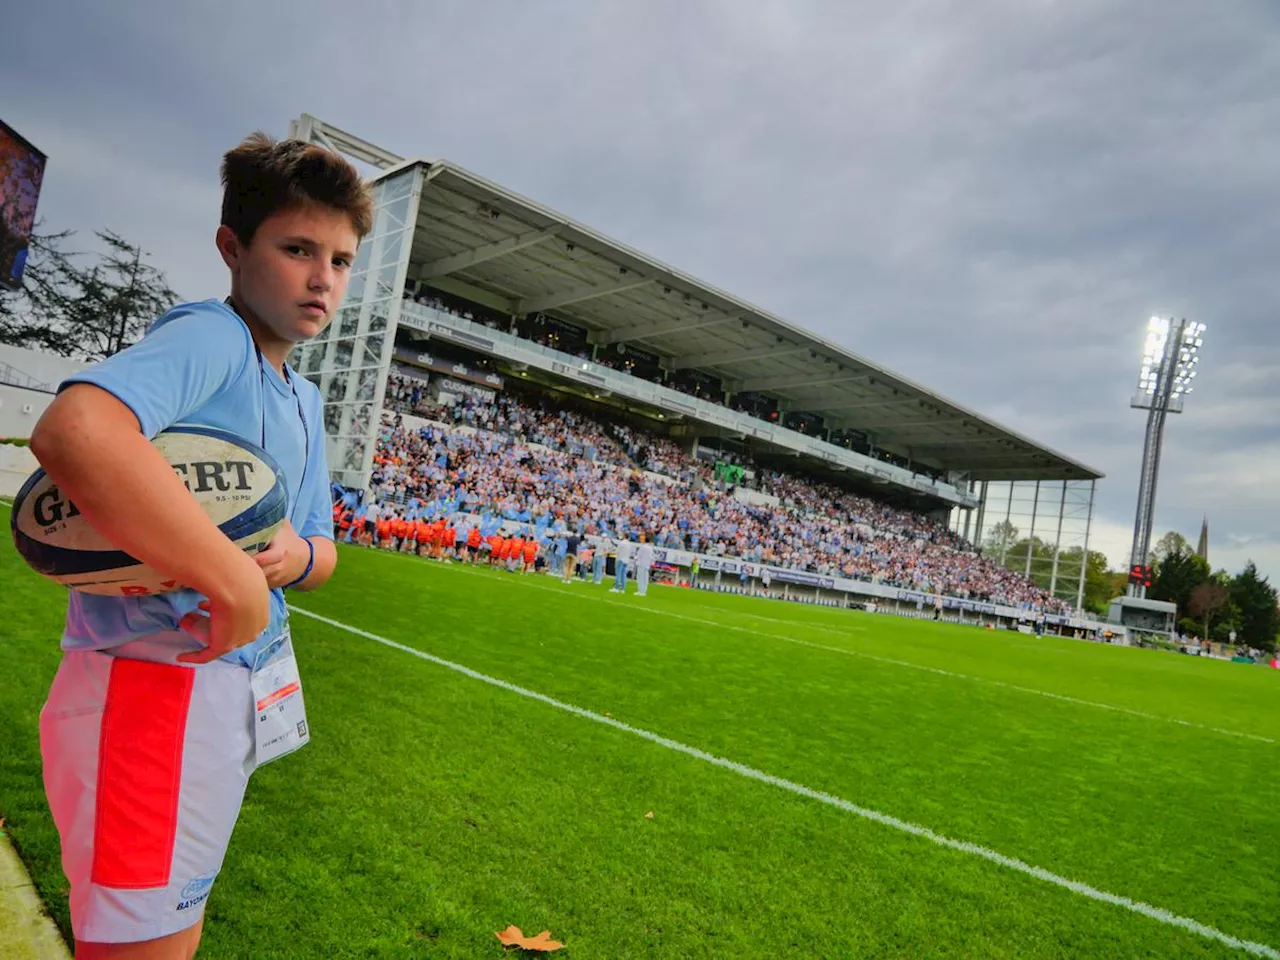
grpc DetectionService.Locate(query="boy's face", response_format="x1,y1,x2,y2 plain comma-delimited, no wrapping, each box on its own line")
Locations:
218,202,359,355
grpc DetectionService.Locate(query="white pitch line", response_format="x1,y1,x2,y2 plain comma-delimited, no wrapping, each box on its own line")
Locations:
288,603,1279,959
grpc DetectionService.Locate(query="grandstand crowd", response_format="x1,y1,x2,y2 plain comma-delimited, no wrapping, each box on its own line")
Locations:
402,289,939,480
336,375,1068,613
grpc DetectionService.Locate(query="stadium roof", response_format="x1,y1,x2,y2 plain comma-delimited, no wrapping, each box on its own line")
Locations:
293,115,1103,484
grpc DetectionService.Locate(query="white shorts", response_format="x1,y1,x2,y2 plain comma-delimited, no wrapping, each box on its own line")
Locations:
39,643,256,944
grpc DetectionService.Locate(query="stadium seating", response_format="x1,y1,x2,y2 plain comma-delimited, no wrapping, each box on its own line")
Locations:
402,291,946,484
365,386,1070,613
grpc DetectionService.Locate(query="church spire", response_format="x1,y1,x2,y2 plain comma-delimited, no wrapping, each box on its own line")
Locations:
1196,515,1209,563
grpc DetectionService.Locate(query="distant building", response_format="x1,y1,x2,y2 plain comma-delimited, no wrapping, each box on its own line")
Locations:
1196,516,1209,564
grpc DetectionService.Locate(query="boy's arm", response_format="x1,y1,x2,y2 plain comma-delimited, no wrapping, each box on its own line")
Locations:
31,384,271,661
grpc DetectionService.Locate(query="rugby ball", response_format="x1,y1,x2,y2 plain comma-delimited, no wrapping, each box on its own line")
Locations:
10,425,287,596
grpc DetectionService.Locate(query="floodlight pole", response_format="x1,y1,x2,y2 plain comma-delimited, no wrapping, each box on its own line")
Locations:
1127,317,1198,599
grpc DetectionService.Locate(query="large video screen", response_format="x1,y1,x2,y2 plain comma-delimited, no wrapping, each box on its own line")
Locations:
0,119,47,290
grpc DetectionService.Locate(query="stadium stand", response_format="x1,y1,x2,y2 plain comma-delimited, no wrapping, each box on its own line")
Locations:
401,292,954,487
355,386,1070,613
286,117,1107,631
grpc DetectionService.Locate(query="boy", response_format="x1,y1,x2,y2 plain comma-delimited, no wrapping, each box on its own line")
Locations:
30,132,372,960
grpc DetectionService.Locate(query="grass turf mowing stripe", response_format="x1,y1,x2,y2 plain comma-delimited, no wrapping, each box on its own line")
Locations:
603,600,1277,745
288,602,1280,960
373,550,1273,744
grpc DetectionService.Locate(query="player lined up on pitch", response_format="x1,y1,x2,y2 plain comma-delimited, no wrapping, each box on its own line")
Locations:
21,133,371,960
332,495,660,594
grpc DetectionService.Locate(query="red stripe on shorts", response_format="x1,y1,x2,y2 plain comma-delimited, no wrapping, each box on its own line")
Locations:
91,658,196,889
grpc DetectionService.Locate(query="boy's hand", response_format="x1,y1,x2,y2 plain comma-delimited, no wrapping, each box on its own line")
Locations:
177,552,272,664
253,519,312,589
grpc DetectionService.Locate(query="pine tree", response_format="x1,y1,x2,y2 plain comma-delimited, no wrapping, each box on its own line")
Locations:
0,226,178,361
1228,561,1278,652
1150,547,1210,621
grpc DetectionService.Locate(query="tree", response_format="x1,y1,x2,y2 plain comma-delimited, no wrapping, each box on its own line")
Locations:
1047,547,1117,615
1150,530,1191,564
1106,570,1129,601
0,228,82,353
1177,616,1201,638
1080,549,1115,614
1188,582,1229,641
1210,599,1243,644
1004,535,1053,588
979,540,1113,613
984,520,1019,561
0,226,178,361
1149,547,1210,621
1228,561,1278,653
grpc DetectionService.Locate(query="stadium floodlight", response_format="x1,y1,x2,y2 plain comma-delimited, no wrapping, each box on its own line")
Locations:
1125,317,1206,599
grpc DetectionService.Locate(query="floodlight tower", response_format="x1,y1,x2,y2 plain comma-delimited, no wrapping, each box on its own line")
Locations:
1126,317,1205,598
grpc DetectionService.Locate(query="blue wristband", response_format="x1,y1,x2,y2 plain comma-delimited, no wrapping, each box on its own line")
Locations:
286,539,316,590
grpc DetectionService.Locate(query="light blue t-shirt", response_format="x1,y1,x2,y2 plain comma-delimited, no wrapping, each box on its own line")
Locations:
57,298,333,668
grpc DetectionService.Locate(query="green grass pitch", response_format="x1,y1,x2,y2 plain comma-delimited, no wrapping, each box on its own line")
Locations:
1,503,1277,958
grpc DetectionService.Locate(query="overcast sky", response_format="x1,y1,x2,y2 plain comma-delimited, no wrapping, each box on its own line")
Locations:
4,0,1278,581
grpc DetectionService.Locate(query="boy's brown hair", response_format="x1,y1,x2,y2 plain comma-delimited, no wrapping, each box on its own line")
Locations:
220,132,374,244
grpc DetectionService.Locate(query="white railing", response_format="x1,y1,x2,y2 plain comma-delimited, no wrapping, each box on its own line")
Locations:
0,361,54,393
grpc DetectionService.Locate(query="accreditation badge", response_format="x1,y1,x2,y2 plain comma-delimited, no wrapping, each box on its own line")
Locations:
250,631,310,766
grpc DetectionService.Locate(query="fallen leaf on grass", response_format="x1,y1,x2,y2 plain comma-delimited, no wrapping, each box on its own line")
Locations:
496,925,565,952
644,811,654,820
